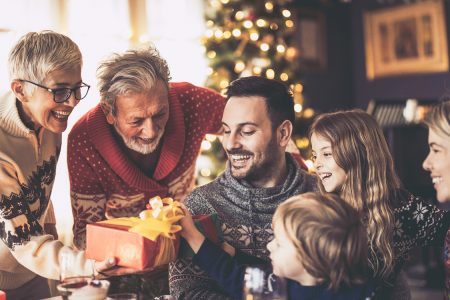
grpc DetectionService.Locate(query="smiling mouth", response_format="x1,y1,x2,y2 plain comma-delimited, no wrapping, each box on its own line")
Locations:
51,110,71,122
432,177,443,185
137,137,155,144
319,172,332,180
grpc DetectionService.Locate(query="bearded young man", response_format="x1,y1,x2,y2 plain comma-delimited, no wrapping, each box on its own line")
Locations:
169,76,317,299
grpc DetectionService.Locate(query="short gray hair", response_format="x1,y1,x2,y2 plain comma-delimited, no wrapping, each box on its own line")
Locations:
97,46,171,115
8,31,82,92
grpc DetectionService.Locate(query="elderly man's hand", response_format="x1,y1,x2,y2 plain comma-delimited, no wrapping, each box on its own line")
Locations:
94,257,116,274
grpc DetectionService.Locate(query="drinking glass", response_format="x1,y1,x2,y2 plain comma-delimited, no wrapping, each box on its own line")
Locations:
242,266,287,300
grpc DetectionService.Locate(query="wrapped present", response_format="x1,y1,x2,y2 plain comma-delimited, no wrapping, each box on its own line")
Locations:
178,214,222,258
86,197,184,270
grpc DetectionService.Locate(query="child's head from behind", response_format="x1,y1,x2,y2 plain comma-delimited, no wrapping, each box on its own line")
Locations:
267,192,368,291
8,31,85,133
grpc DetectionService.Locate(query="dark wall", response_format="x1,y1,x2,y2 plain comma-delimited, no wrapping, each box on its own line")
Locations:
351,0,450,109
295,3,353,112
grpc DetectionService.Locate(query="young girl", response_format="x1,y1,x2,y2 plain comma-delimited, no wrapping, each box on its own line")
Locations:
422,99,450,298
310,109,449,299
179,192,374,300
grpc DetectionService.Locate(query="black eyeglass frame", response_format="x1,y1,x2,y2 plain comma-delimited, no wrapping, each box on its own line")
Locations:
20,79,90,103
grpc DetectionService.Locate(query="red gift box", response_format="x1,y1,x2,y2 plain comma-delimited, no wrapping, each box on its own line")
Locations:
86,222,179,270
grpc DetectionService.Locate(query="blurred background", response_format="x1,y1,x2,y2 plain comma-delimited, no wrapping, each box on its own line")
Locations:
0,0,448,298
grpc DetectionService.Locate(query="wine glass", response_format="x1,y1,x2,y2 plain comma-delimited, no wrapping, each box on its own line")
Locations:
243,266,287,300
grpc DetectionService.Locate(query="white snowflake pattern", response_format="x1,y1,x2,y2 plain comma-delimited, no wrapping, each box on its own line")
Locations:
412,202,428,222
394,219,404,237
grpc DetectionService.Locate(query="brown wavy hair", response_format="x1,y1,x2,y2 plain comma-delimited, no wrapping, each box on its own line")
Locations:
308,109,401,280
274,192,368,291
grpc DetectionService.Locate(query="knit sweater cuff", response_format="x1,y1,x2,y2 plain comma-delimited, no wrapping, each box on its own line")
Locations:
44,201,56,224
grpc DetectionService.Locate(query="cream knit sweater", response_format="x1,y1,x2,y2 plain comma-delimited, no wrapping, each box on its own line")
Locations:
0,92,94,289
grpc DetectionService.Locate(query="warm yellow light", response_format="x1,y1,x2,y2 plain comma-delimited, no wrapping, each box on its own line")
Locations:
285,19,294,28
200,168,211,177
282,9,291,18
270,23,279,30
235,11,244,21
207,67,214,75
223,31,232,39
220,0,229,4
201,140,212,151
207,51,216,58
205,29,214,38
205,134,217,142
266,69,275,79
295,137,310,149
265,2,274,11
206,20,214,27
214,30,224,39
294,103,303,113
294,83,303,93
303,108,315,118
234,61,246,73
232,29,242,37
243,20,253,29
286,47,297,58
276,44,286,53
256,19,267,27
304,159,315,172
260,43,269,51
219,79,229,89
280,73,289,81
253,66,262,75
250,32,259,41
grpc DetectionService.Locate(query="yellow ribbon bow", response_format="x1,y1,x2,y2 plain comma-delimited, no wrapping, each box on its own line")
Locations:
99,196,185,241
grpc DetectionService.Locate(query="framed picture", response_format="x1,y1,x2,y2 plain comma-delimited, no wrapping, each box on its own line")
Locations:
364,0,448,80
294,9,327,71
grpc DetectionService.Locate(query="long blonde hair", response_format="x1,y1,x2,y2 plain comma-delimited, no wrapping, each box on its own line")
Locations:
309,109,401,280
274,192,368,291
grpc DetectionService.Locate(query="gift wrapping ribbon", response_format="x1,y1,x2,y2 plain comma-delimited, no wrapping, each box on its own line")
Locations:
99,197,185,241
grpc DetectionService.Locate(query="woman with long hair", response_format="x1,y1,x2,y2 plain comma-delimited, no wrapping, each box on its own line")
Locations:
309,109,449,299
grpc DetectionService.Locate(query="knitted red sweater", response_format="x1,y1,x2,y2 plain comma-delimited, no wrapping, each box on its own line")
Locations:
68,82,225,249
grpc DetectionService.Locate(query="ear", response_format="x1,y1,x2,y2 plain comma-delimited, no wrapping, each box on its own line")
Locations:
11,80,28,103
277,120,293,147
101,104,115,125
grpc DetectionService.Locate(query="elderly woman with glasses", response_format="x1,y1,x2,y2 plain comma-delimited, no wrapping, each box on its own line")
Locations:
0,31,114,300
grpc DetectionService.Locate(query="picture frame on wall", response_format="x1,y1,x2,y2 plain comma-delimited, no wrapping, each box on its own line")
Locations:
295,9,327,71
364,0,448,80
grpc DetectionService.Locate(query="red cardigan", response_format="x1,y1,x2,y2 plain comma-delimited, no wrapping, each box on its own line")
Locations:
68,82,225,249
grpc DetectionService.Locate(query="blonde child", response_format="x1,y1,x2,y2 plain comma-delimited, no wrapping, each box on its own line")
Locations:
180,192,374,299
310,109,449,299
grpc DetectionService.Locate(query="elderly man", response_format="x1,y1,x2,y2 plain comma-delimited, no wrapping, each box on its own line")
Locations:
68,47,225,250
169,76,317,299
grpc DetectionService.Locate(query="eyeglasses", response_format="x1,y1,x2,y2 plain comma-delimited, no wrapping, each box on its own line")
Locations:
20,79,90,103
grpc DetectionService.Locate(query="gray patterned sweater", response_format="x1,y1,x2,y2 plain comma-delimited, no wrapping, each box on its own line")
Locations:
169,154,317,299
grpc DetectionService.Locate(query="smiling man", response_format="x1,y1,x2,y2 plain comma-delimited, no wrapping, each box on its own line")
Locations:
68,47,225,248
169,76,317,299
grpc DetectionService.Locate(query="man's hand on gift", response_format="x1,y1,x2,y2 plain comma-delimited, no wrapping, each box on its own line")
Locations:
179,206,205,254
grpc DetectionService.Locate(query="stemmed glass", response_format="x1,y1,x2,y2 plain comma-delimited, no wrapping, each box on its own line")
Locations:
243,266,287,300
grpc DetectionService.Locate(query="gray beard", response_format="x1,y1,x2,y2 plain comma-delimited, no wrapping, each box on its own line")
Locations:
114,124,163,155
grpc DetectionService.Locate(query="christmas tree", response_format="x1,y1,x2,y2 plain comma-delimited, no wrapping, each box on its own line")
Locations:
197,0,315,183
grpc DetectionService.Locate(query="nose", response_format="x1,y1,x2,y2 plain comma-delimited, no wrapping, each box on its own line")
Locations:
224,131,241,151
64,92,79,108
313,156,323,170
422,153,431,172
141,118,158,139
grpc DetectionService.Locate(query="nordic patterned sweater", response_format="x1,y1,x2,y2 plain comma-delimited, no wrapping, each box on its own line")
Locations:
168,154,317,299
0,92,95,289
68,82,225,249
